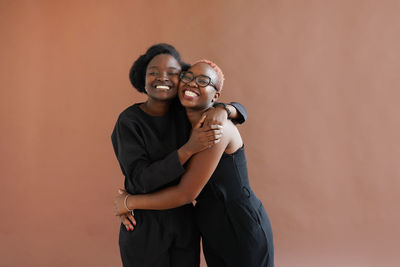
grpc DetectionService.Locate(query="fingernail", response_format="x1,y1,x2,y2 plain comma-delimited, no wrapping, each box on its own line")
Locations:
126,226,129,231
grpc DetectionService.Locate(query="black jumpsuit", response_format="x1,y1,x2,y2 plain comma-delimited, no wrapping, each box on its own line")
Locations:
111,99,247,267
195,146,274,267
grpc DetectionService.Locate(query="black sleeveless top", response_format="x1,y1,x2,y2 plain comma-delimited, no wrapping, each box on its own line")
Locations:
196,145,254,203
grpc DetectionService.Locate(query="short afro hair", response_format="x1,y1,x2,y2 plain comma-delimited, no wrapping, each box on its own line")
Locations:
193,59,225,91
129,43,190,93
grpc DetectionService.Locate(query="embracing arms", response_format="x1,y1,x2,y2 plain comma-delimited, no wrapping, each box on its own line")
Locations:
114,121,241,214
113,103,246,229
112,103,247,195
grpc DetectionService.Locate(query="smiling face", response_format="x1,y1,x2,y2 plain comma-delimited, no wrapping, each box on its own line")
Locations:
179,62,220,110
144,54,181,102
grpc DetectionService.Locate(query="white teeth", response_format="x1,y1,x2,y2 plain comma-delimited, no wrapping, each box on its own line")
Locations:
184,91,197,97
156,85,170,90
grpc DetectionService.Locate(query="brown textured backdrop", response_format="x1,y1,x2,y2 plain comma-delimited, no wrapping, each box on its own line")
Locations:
1,0,399,266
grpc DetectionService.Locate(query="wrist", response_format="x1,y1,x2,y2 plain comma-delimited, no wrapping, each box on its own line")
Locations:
126,194,136,211
124,194,133,212
183,144,194,156
178,144,193,163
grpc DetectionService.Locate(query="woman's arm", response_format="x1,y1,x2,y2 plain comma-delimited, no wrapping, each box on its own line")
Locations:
114,122,237,214
229,102,248,124
177,115,223,164
205,102,248,126
112,115,222,194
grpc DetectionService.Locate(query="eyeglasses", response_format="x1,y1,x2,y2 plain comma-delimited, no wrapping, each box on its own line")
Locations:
180,71,218,91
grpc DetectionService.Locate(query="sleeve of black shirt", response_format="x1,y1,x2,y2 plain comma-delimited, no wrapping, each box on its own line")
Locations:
230,102,248,124
111,117,185,194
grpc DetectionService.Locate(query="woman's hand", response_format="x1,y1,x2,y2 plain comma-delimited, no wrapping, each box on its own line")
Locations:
114,189,132,216
120,212,136,231
185,114,223,154
117,188,136,230
203,106,229,127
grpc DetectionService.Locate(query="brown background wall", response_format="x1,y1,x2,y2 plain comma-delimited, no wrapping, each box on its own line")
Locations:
1,0,399,266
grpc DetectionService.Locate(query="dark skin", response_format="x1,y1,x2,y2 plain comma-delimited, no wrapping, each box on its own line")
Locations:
119,56,242,230
115,62,243,217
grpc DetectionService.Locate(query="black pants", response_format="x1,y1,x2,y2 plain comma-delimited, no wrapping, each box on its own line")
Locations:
119,204,200,267
195,194,274,267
